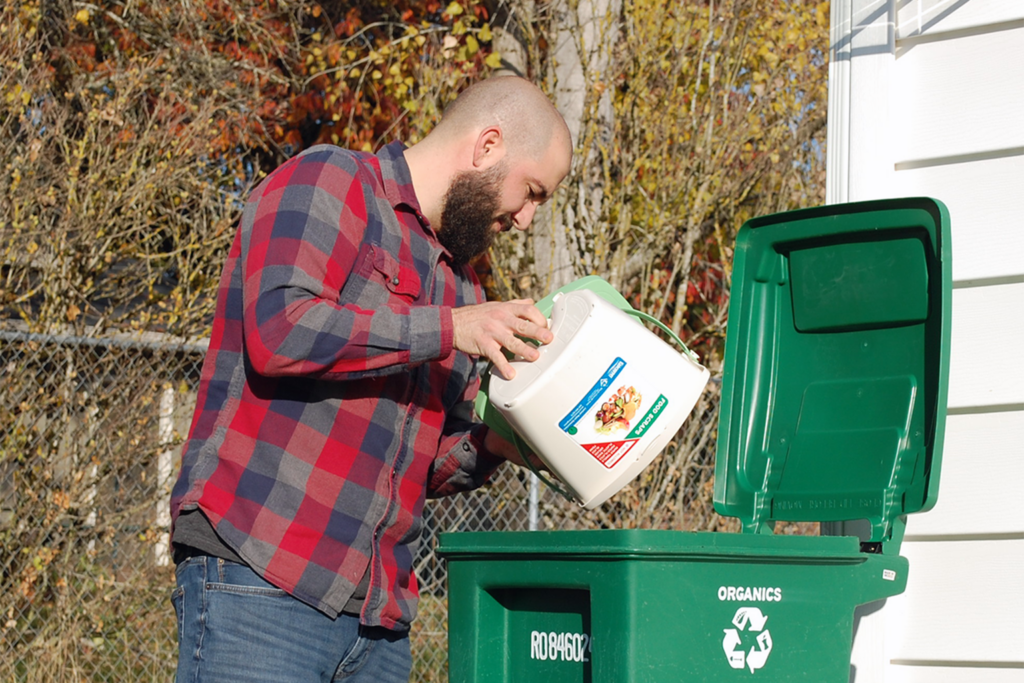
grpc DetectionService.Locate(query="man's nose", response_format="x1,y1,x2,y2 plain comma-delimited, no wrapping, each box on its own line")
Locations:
513,202,537,231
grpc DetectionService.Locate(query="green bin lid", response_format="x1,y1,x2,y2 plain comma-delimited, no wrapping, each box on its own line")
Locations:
714,198,952,545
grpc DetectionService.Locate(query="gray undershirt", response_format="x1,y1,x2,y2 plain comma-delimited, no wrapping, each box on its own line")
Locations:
172,509,369,615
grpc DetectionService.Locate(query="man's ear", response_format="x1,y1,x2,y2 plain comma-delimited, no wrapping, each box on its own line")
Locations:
472,126,505,169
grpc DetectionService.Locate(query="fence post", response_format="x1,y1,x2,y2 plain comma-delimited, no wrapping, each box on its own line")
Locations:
83,403,99,554
528,473,539,531
155,383,175,566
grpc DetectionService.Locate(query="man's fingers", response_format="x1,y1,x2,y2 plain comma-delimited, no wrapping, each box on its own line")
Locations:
490,353,515,380
451,300,553,369
507,335,541,362
513,316,552,345
507,300,552,341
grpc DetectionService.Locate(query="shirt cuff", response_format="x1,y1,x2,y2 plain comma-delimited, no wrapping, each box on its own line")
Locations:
407,305,455,363
436,305,455,359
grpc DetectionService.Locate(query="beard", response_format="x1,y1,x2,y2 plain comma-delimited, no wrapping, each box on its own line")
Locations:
438,161,513,266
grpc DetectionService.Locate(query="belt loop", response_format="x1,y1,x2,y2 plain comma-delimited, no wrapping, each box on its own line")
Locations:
216,556,224,583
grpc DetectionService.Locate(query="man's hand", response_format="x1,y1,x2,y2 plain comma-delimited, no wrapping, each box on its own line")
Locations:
452,299,553,380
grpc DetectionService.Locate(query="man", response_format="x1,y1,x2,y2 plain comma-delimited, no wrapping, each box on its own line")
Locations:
169,75,573,682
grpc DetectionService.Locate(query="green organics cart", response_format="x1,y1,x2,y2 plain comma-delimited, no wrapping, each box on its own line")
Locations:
439,198,951,682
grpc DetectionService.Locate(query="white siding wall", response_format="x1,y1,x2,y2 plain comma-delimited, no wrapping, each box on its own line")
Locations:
828,1,1024,680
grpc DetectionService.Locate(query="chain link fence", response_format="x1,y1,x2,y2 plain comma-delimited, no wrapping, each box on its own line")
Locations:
1,326,726,682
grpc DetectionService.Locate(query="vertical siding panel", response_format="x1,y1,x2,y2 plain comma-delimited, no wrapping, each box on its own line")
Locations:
893,156,1024,283
897,0,1024,39
885,541,1024,663
893,27,1024,163
906,411,1024,538
834,2,1024,681
948,284,1024,410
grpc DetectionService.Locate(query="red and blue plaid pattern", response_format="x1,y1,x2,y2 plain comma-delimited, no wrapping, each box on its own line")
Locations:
171,142,503,630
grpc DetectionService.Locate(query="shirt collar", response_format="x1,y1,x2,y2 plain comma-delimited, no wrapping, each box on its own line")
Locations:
375,141,425,218
375,141,451,256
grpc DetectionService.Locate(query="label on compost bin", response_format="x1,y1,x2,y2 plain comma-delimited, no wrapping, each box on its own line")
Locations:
722,607,773,673
530,631,592,663
558,357,668,469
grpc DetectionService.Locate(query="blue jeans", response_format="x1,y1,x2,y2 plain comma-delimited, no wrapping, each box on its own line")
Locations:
172,555,412,682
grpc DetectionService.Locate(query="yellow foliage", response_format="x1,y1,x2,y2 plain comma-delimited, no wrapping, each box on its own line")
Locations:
485,0,829,378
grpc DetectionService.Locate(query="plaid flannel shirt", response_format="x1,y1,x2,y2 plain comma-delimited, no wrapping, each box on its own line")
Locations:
171,142,503,630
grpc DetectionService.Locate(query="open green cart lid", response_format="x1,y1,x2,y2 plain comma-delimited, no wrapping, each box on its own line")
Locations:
714,198,952,547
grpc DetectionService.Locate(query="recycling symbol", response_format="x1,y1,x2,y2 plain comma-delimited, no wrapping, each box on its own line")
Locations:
722,607,773,673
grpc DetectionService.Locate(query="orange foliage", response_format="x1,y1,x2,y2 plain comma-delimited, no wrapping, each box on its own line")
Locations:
58,0,498,161
3,0,504,335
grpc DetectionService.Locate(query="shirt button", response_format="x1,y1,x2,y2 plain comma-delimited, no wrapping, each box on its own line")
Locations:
391,276,400,285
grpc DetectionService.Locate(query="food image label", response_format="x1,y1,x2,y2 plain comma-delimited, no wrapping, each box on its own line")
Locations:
558,357,668,469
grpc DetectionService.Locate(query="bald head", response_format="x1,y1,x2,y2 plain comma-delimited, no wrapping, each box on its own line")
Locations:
432,76,572,165
403,75,573,239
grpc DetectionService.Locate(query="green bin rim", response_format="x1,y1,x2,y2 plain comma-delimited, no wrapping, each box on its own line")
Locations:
437,528,863,559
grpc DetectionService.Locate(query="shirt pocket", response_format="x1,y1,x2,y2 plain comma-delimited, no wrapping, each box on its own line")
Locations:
349,242,422,305
371,244,421,300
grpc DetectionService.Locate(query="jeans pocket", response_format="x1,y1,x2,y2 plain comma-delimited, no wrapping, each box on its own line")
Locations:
205,583,289,598
205,560,290,598
175,555,207,577
334,633,374,678
170,586,185,643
